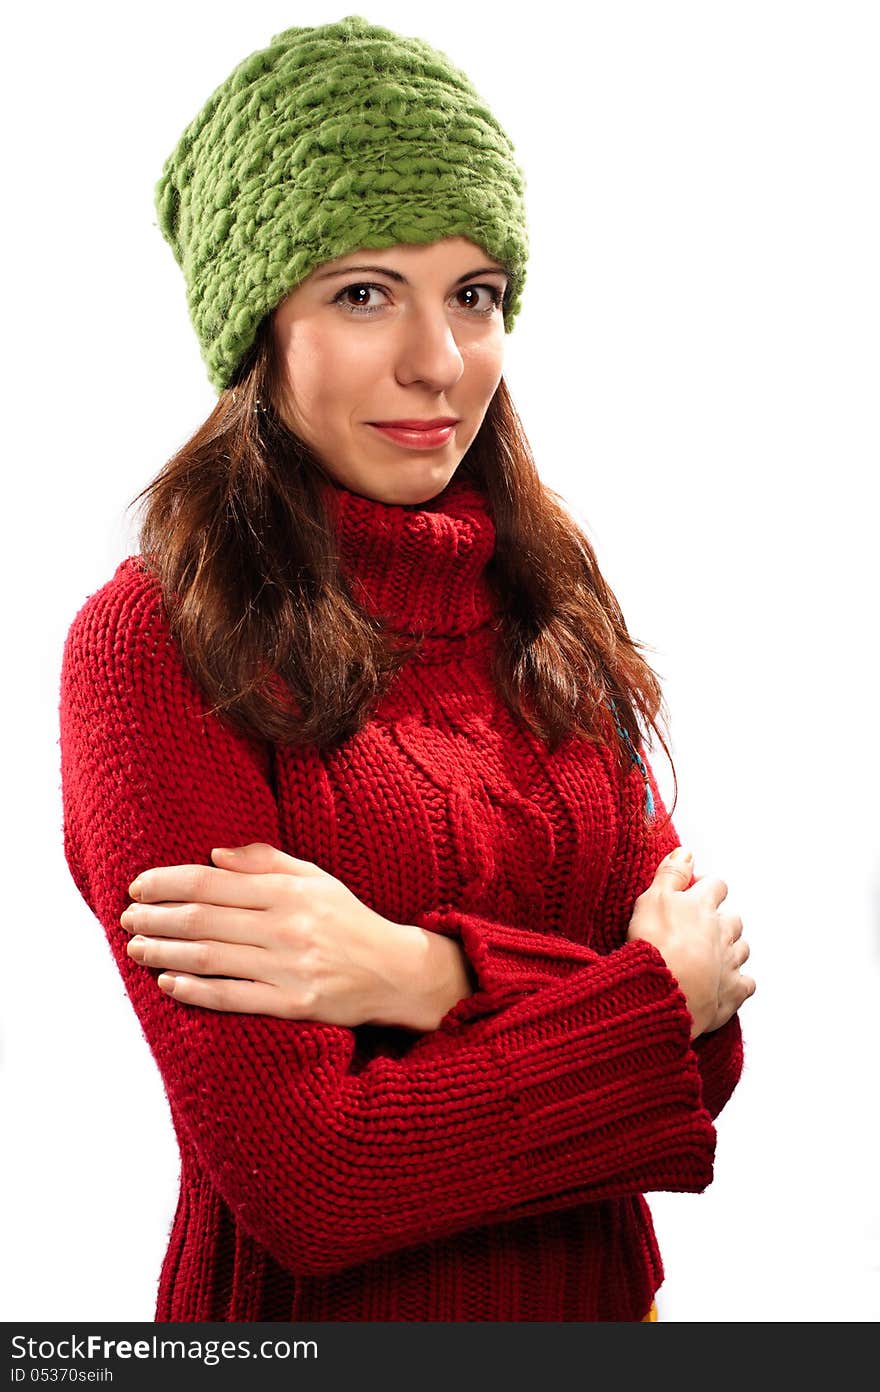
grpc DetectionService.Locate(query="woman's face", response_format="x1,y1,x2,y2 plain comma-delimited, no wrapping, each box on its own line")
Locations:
271,236,508,506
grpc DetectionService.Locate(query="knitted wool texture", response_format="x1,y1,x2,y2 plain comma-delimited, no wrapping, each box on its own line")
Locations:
58,473,744,1322
154,14,530,393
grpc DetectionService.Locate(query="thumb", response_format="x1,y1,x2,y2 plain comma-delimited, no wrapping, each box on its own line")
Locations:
653,846,695,887
210,843,319,874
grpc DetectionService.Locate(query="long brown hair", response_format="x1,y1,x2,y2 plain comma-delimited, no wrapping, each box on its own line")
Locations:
127,311,678,826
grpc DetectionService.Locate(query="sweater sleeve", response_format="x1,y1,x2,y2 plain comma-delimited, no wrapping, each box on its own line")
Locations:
415,749,744,1122
58,563,718,1278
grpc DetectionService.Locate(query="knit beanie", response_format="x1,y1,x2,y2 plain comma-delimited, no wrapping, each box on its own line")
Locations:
154,14,530,394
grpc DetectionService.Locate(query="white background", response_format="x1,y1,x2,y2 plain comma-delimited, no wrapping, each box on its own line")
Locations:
3,0,878,1323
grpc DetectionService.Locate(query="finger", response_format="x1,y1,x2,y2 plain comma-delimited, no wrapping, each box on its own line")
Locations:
735,938,751,967
127,934,271,981
717,911,743,944
122,901,268,948
155,972,297,1017
129,863,284,911
739,973,757,1001
212,844,325,876
652,849,695,888
688,873,729,907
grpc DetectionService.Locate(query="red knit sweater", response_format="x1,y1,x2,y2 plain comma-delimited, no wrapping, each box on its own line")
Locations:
58,468,744,1322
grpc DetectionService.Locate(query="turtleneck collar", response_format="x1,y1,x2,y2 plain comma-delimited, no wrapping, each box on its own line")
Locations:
318,468,500,641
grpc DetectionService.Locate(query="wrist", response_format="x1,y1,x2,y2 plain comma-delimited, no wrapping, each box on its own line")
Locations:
368,921,475,1032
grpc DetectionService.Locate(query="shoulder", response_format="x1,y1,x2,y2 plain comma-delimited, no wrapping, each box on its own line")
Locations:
60,559,275,782
60,556,184,705
64,555,164,640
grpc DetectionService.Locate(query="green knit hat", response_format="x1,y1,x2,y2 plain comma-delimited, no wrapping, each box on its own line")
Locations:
154,14,530,394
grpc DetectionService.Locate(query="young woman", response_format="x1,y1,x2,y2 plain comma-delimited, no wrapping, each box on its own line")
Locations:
58,15,755,1323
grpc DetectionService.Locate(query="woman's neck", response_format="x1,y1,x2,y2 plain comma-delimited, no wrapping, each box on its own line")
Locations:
318,468,500,640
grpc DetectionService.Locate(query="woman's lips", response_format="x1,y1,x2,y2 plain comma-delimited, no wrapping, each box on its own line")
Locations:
368,423,456,449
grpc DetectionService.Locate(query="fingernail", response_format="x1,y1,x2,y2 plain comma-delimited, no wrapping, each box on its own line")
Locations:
213,847,238,858
128,877,143,898
671,847,693,863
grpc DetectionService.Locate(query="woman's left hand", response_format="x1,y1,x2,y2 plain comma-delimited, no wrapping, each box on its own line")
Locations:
119,842,415,1027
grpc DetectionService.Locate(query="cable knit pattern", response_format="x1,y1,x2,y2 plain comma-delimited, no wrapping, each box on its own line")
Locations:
58,470,743,1322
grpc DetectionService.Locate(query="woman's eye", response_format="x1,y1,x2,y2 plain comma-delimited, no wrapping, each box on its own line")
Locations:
332,282,504,317
458,284,504,314
333,284,385,314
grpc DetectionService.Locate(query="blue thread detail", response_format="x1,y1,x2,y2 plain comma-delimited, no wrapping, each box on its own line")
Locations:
605,697,655,820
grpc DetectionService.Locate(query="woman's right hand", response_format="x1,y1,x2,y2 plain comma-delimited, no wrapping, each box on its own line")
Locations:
625,848,756,1040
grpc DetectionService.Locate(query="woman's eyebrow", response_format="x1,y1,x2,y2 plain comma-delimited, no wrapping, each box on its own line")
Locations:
314,263,509,285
